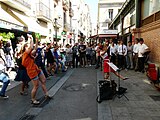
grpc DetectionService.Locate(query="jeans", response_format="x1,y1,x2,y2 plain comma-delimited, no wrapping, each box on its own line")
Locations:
55,59,66,73
0,73,10,95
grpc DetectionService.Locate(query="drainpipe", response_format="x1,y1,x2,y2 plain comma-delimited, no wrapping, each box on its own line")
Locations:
135,0,141,38
135,0,141,28
120,15,124,39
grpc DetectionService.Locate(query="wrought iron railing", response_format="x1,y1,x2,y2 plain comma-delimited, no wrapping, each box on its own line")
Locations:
36,2,51,20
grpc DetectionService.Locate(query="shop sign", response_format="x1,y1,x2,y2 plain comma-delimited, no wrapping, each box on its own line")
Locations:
100,29,118,34
0,19,24,31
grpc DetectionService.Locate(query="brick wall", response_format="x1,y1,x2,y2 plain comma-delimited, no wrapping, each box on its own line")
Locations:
139,20,160,65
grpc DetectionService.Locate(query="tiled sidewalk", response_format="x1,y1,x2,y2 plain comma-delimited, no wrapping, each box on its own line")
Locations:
97,70,160,120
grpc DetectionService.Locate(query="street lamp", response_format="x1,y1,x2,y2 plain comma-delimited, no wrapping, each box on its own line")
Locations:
54,18,57,43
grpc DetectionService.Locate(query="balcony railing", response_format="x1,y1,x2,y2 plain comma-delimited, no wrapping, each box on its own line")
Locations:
36,2,51,22
64,22,70,31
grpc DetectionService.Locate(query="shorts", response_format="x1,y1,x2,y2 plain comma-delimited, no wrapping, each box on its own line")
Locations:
31,70,43,80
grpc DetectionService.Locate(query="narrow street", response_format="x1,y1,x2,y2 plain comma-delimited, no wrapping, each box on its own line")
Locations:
35,67,97,120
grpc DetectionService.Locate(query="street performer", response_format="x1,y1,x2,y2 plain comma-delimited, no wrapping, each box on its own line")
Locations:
101,42,128,81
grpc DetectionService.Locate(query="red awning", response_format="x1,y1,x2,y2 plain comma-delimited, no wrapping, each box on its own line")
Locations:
98,34,117,38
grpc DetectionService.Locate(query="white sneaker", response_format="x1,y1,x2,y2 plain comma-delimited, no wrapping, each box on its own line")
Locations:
0,95,9,99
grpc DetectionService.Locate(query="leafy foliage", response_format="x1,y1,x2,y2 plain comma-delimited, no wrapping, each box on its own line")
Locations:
0,32,15,41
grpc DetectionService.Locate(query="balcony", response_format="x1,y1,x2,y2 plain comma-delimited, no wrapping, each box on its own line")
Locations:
69,8,74,17
0,0,31,12
36,2,51,22
53,18,63,28
62,0,69,11
63,22,70,31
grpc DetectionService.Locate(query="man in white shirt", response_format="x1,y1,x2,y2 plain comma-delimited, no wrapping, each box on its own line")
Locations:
137,38,149,73
133,38,139,71
117,40,127,70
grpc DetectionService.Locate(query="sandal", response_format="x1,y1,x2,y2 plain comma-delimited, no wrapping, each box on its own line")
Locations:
31,100,40,105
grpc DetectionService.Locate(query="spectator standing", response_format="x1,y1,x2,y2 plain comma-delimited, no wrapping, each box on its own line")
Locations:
110,41,117,65
72,43,79,68
117,40,127,70
127,41,134,69
78,41,86,67
65,44,73,68
133,38,139,71
95,43,102,69
86,43,92,66
137,38,149,73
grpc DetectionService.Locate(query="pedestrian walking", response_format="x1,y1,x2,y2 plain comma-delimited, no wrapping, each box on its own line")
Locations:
22,34,51,105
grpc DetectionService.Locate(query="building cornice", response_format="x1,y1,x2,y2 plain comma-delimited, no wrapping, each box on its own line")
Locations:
140,19,160,33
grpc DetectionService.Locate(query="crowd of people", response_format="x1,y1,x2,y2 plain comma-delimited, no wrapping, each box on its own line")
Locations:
95,38,150,80
0,34,150,104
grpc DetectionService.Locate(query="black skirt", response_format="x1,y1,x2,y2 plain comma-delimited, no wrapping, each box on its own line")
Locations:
14,69,30,82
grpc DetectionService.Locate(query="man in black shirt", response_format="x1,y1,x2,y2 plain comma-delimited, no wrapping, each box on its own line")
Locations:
78,41,86,67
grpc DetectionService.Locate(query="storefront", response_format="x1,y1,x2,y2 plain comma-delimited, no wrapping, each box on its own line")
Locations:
0,7,27,49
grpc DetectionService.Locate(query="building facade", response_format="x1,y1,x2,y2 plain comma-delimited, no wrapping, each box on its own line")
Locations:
97,0,125,35
72,0,92,43
0,0,92,47
109,0,160,65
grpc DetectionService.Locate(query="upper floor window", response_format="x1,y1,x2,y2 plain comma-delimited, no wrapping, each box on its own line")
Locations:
108,9,113,20
142,0,160,19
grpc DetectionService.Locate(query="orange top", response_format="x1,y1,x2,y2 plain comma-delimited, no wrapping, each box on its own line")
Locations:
22,51,41,79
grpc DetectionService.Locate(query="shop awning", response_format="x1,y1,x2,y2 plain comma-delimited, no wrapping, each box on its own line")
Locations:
98,34,117,38
0,8,24,31
10,10,48,36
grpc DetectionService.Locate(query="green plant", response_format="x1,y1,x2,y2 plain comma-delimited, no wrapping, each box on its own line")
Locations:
0,32,15,41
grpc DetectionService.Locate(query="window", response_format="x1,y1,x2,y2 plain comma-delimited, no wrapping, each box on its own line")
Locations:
108,9,113,20
142,0,160,19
